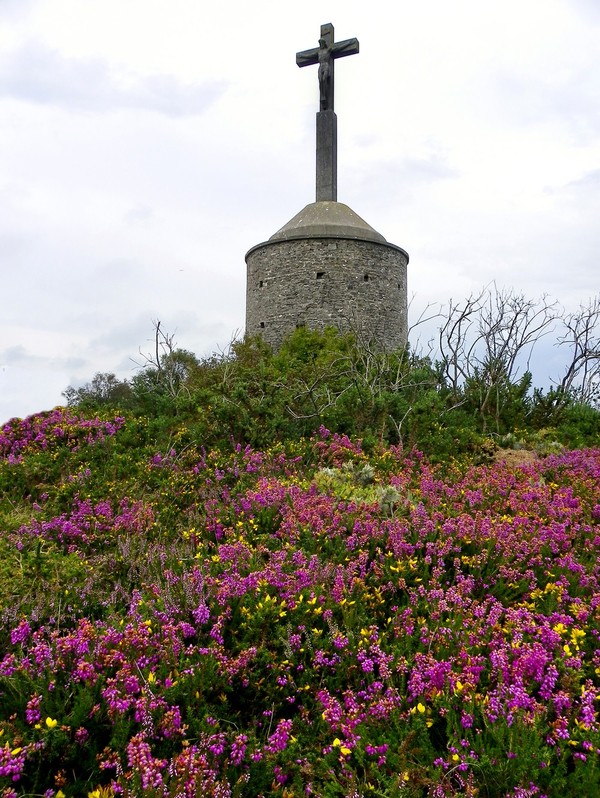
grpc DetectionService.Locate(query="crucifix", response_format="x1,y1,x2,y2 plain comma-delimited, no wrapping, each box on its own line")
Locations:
296,23,359,202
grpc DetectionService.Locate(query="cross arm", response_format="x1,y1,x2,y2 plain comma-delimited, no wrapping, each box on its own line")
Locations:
331,37,359,58
296,37,359,68
296,47,319,68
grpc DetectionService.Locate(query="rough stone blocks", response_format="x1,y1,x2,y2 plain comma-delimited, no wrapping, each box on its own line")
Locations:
245,237,408,351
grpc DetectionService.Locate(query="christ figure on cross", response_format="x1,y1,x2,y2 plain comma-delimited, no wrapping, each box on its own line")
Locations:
296,23,359,114
317,37,333,111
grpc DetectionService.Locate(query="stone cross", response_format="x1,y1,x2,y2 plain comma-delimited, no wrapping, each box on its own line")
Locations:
296,23,359,202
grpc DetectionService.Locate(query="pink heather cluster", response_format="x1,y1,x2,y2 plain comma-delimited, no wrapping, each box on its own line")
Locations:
0,408,125,462
126,735,166,790
25,694,41,725
312,425,365,467
0,745,27,783
13,497,154,554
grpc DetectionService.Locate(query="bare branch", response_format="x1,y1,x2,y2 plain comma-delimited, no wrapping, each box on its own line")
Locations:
556,294,600,405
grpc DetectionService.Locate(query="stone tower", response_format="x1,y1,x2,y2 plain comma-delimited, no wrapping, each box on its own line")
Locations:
245,23,409,351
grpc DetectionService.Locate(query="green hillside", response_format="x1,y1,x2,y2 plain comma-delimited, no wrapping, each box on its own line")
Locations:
1,328,599,797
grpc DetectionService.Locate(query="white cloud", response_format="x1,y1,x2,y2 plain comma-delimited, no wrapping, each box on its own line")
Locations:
0,41,225,115
0,365,69,422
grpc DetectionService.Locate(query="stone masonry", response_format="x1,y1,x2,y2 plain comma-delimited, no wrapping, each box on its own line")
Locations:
245,201,408,351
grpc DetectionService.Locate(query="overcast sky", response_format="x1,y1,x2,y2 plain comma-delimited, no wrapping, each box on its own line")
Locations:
1,0,599,423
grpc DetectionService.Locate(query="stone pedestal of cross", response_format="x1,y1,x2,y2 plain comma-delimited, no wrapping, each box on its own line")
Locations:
296,23,359,202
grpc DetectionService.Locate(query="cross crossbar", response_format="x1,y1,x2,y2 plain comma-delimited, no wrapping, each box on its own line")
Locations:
296,22,359,112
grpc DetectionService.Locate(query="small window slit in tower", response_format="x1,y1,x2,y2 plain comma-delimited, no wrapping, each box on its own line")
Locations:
316,271,325,279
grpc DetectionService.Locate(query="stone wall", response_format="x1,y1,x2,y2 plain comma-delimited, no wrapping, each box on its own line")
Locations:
245,236,408,351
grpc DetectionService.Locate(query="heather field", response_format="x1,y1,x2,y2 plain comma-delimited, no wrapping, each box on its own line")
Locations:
1,408,600,797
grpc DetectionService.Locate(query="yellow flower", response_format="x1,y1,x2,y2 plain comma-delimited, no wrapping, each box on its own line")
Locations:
417,702,426,714
45,717,58,729
571,629,586,649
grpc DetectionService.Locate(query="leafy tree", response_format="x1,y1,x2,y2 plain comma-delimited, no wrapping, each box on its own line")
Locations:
63,372,133,410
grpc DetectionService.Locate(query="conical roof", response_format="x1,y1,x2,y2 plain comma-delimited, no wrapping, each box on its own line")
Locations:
269,201,387,244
